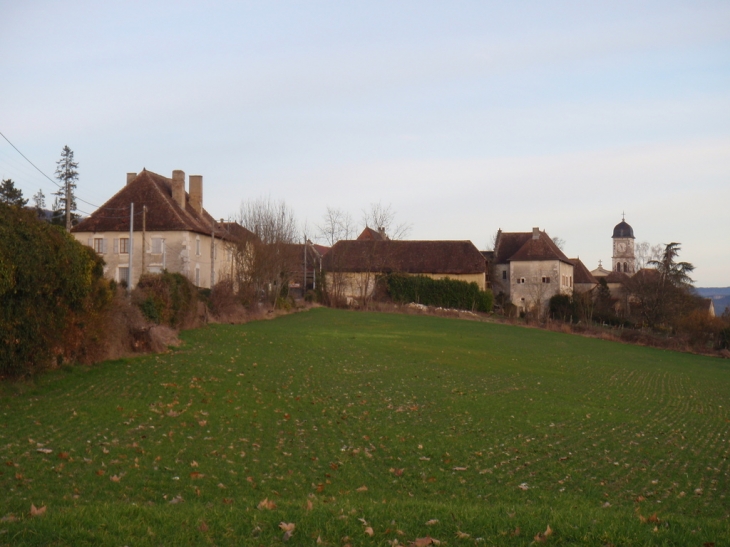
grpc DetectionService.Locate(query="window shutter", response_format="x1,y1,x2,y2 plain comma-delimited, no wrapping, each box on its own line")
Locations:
87,238,92,247
102,239,107,254
114,238,119,254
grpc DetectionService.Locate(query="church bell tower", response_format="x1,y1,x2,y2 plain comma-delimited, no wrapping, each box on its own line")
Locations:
611,214,635,275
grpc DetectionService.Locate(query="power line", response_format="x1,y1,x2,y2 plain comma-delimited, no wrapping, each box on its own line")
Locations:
0,129,127,211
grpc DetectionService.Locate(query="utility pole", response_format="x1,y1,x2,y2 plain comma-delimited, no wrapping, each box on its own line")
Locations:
303,234,307,294
141,205,146,275
129,203,134,293
65,178,71,232
210,227,215,288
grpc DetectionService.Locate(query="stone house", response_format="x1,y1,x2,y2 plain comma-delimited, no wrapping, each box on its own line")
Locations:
492,227,574,314
71,169,245,289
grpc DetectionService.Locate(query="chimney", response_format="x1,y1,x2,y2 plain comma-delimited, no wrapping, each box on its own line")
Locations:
172,170,185,209
126,172,137,185
189,175,203,215
532,227,540,240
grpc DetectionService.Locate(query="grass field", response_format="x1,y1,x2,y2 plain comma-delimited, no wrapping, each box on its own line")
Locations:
1,308,729,546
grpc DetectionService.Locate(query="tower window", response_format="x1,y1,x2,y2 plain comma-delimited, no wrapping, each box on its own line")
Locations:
623,262,628,272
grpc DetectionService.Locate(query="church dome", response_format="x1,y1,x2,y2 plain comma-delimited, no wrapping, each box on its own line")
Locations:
612,220,634,239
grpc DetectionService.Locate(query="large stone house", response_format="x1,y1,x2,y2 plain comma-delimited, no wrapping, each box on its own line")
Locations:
322,239,487,305
492,227,574,313
71,169,245,289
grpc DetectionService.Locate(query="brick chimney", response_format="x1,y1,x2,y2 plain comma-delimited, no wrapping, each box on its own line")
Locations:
532,227,540,240
189,175,203,215
126,173,137,185
172,170,185,209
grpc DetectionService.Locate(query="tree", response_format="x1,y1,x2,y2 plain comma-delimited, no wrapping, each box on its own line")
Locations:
361,201,411,240
236,197,299,305
634,241,663,270
0,178,27,207
54,145,79,231
552,236,566,251
32,189,46,219
625,242,695,328
317,206,355,246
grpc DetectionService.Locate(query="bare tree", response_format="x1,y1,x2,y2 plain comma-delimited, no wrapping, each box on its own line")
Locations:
317,206,355,246
552,236,566,251
237,197,299,305
361,201,411,240
634,241,663,270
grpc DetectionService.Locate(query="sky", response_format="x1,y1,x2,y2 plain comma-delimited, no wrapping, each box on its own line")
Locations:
1,1,729,286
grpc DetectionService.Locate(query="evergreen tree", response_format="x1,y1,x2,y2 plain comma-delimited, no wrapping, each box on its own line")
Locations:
0,178,27,207
53,145,79,230
32,188,46,219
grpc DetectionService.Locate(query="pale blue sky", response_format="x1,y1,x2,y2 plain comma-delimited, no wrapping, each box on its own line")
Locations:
2,1,729,285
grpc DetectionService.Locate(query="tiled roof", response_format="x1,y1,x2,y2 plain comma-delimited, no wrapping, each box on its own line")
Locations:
506,231,572,263
357,226,387,241
604,271,631,284
323,240,486,275
493,231,532,264
311,244,330,256
570,258,598,285
71,169,226,238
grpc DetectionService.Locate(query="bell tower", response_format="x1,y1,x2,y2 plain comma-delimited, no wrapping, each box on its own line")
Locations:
611,213,635,275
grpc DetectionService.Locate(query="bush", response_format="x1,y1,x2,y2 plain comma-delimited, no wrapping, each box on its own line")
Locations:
0,206,111,377
133,272,198,328
383,273,493,313
549,294,575,322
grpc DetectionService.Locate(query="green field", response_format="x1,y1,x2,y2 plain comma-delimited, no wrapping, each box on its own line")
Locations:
1,308,729,546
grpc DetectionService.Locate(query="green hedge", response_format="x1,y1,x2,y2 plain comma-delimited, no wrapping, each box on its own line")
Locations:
384,273,493,312
0,205,109,377
134,272,198,328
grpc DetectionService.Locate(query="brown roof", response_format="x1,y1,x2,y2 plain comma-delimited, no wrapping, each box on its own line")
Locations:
311,244,330,256
506,230,571,263
323,240,486,275
570,258,598,285
357,226,388,241
604,271,631,284
220,222,259,244
71,169,227,238
494,231,533,264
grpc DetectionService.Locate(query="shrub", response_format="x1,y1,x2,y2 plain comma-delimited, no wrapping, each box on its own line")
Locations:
549,294,575,322
383,273,493,313
133,272,198,328
0,206,111,377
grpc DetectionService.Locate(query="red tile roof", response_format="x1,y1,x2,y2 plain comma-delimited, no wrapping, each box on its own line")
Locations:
570,258,599,285
357,226,387,241
71,169,227,238
323,240,486,275
502,230,571,263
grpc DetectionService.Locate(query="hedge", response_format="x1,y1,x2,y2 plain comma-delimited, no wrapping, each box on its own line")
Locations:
0,205,110,377
384,273,493,312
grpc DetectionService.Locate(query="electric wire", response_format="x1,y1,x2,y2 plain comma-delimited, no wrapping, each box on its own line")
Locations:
0,129,130,212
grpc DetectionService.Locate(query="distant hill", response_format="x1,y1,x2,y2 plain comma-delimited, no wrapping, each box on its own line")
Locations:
695,287,730,315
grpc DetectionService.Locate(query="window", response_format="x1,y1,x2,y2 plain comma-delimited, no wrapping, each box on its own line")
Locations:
569,276,573,287
195,267,200,287
119,237,129,254
196,237,201,256
151,237,164,254
118,267,129,286
502,270,507,280
93,238,106,254
623,262,628,273
541,276,550,283
517,277,526,284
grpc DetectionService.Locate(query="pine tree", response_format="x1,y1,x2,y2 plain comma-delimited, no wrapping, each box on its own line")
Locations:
33,188,46,219
53,145,79,231
0,178,28,207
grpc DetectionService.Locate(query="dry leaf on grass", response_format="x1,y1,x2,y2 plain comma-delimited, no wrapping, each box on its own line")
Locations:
534,524,553,543
425,519,439,526
455,530,471,539
279,522,296,532
356,485,368,492
30,504,46,517
364,527,374,537
257,498,276,510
